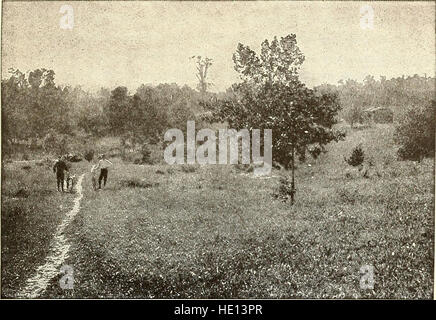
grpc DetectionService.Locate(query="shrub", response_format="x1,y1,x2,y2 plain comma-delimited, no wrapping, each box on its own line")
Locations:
337,187,359,204
68,154,83,162
394,102,435,161
140,144,153,165
84,150,94,162
120,178,159,189
273,176,294,202
181,165,197,173
121,150,137,163
120,143,154,165
344,145,365,167
234,164,255,173
14,188,30,198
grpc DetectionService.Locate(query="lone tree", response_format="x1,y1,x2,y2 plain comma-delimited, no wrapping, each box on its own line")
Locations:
191,56,213,102
207,35,345,204
344,144,365,167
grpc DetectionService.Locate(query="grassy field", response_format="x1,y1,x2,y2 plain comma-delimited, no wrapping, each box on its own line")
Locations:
2,124,434,299
1,159,84,297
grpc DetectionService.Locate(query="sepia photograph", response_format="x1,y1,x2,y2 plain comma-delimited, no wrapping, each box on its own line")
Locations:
0,0,434,303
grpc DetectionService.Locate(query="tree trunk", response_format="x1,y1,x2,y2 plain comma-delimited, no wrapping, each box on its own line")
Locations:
290,145,296,205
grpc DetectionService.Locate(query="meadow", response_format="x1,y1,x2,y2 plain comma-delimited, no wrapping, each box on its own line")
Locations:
1,123,434,299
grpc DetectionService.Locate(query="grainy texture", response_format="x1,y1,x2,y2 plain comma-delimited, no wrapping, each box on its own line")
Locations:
1,1,434,300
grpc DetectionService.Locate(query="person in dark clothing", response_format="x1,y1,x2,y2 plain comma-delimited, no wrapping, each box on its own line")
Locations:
53,156,69,192
99,168,108,188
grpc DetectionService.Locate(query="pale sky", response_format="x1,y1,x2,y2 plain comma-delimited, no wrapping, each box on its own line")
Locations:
1,1,435,93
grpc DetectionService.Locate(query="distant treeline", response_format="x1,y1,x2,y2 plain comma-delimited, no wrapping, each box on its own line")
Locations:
2,68,434,151
314,74,435,122
1,68,212,150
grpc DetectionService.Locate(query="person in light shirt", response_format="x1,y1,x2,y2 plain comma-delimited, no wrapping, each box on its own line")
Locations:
95,154,113,189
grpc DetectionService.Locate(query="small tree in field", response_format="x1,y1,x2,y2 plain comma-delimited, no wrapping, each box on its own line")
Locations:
394,101,435,162
344,145,365,167
207,35,345,204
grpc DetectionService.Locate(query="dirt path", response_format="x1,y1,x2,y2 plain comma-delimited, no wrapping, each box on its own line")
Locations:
16,174,85,299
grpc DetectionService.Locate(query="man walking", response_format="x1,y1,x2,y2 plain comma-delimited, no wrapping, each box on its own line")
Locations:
96,154,113,189
53,155,69,192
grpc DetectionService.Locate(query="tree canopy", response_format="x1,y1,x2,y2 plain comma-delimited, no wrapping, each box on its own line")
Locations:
207,35,344,169
203,35,345,203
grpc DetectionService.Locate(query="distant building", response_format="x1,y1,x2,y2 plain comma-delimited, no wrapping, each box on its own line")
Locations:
362,107,394,124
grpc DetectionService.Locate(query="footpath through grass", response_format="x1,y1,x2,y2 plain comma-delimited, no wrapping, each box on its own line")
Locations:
42,125,434,299
1,160,87,298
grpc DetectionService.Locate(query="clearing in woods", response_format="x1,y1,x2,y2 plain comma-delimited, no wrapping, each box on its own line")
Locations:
1,124,434,299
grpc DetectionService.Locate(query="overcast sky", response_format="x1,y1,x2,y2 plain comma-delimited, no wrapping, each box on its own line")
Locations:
2,1,434,93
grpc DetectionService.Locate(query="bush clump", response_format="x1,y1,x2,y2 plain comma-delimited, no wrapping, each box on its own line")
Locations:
140,144,153,165
84,150,94,162
344,145,365,167
14,188,30,198
273,176,294,202
120,178,159,189
181,165,197,173
394,102,435,162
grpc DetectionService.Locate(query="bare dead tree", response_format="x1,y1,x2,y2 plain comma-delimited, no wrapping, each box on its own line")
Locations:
190,56,213,102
